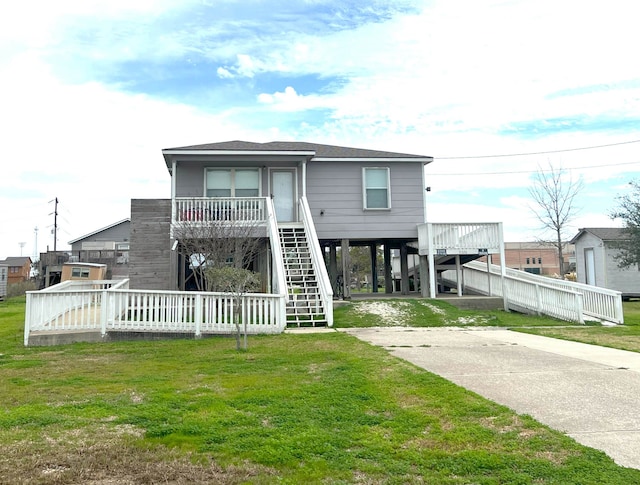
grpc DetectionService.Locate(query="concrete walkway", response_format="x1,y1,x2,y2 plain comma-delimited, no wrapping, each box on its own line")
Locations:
338,326,640,470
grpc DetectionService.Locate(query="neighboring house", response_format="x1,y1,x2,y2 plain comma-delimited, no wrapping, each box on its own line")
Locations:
38,219,130,287
1,257,32,285
0,264,7,300
61,262,107,282
571,227,640,298
129,140,503,325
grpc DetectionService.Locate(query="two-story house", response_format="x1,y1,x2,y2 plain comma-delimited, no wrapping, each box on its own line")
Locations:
129,141,504,326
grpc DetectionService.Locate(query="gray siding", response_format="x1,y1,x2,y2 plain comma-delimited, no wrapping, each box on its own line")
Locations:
604,244,640,294
575,232,640,294
173,158,426,240
175,160,301,197
70,221,130,251
306,161,424,240
129,199,172,290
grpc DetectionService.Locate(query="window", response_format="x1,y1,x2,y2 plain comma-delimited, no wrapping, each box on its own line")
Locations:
71,267,90,278
526,258,530,264
206,169,260,197
538,257,542,264
363,167,391,209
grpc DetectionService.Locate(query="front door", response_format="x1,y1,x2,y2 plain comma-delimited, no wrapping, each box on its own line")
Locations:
271,170,296,222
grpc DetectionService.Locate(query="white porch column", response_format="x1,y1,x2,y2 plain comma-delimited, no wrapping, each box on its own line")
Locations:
487,254,492,295
419,255,429,298
455,255,462,296
427,223,436,298
498,222,509,311
301,159,307,198
171,160,177,227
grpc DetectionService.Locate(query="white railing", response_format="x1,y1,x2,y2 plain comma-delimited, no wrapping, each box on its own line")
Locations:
265,198,289,303
173,197,267,224
300,196,334,326
418,222,503,255
24,279,287,345
445,261,624,324
444,265,584,322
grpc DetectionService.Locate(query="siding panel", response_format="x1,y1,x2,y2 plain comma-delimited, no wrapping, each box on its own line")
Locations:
130,199,172,290
307,161,424,239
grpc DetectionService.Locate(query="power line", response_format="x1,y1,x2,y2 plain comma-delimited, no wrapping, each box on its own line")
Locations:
434,138,640,160
428,160,640,176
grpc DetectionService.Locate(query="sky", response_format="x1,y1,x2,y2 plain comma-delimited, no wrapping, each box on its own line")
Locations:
1,0,640,261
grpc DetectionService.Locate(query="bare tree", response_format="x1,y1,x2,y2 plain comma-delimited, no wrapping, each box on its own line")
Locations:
528,163,583,278
173,208,266,350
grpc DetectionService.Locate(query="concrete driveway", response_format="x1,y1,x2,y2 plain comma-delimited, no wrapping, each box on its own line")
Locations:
338,326,640,470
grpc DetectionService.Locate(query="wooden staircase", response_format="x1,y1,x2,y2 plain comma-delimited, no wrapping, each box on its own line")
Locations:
278,225,328,326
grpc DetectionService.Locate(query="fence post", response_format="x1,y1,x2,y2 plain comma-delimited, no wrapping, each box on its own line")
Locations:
194,294,202,337
24,292,32,346
577,293,585,324
101,289,108,337
535,284,542,316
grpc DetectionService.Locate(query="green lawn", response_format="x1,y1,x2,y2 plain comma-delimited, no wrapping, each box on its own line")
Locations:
513,300,640,352
2,296,640,484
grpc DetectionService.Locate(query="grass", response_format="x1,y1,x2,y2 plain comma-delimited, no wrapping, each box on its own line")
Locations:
333,298,574,328
2,297,640,483
512,300,640,352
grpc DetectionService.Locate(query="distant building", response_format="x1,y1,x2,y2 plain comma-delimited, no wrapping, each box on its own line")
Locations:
0,257,32,285
61,262,107,282
38,219,130,287
479,242,574,276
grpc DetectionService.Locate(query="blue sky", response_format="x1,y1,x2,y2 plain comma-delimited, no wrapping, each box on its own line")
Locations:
1,0,640,260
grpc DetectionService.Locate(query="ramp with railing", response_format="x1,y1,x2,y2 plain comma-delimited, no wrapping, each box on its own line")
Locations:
443,261,624,324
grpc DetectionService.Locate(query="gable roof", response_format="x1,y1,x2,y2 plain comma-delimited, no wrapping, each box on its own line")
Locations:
1,256,32,267
68,218,130,245
162,140,433,171
570,227,629,244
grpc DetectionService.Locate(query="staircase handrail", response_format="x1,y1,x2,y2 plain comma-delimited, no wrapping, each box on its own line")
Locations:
265,198,289,303
300,196,334,326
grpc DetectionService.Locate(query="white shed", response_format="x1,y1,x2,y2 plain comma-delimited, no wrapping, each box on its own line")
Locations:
571,227,640,298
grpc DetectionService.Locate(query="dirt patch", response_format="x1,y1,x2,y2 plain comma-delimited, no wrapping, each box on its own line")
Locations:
351,301,412,325
0,425,276,484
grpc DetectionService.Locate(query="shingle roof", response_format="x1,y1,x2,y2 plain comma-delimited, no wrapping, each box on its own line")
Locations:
1,256,32,267
163,140,430,160
68,218,130,245
571,227,629,243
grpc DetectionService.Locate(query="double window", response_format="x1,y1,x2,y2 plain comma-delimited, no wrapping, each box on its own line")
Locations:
363,167,391,209
206,169,260,197
71,267,90,278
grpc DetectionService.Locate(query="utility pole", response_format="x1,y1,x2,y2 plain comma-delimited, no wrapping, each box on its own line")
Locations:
50,197,59,252
19,242,26,256
34,227,39,261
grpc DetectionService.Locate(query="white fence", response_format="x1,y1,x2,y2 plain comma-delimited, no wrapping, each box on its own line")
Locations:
173,197,267,224
445,261,624,324
25,279,287,345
